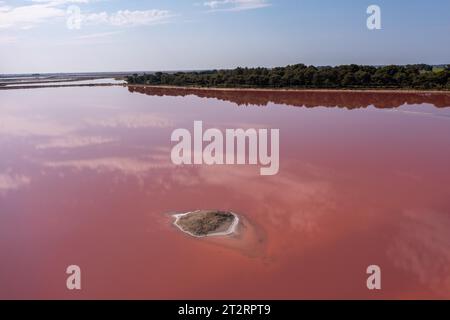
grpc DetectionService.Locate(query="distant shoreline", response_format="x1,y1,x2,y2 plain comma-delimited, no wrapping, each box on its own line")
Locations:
2,82,449,94
127,84,450,95
126,64,450,92
0,83,126,90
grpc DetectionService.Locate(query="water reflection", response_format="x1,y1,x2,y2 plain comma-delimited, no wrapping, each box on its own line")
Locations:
387,209,450,296
128,86,450,109
0,172,31,194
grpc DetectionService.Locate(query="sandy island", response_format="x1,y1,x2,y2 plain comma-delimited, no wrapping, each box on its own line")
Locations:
173,210,239,238
168,210,266,257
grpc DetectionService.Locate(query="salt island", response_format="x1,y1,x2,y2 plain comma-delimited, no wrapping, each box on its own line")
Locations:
173,210,239,237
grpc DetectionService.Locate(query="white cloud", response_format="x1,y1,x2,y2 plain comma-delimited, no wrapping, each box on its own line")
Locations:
30,0,89,4
84,113,174,129
36,135,116,149
74,30,120,40
0,115,75,137
0,173,31,194
82,9,174,27
44,155,175,176
0,3,65,29
204,0,271,12
0,1,174,29
387,209,450,296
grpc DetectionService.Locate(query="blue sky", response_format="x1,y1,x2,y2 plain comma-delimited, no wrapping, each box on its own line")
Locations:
0,0,449,73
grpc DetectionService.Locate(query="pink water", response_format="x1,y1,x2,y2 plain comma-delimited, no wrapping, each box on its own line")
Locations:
1,86,450,299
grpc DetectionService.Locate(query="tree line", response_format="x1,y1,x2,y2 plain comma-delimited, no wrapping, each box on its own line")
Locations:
126,64,450,90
